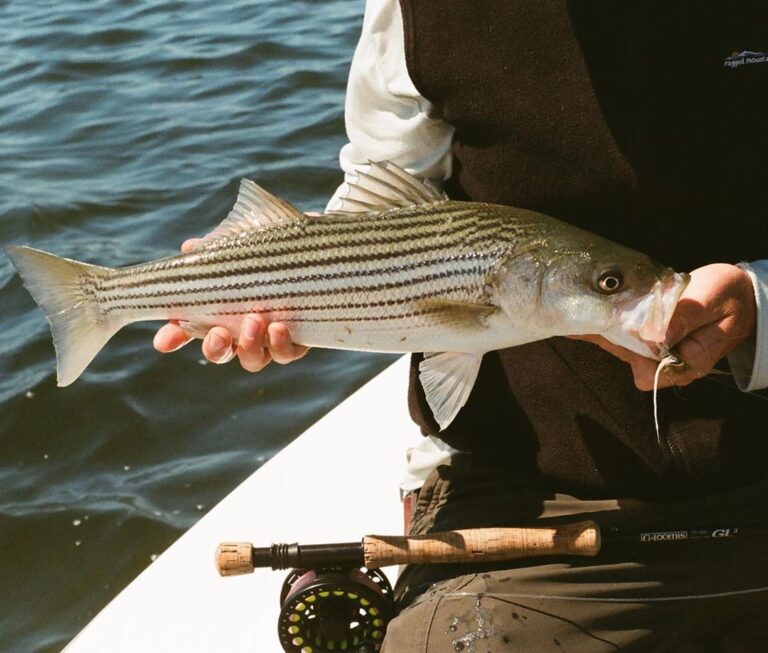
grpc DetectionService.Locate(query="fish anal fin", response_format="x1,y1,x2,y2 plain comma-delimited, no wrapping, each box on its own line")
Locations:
201,179,306,245
419,352,483,430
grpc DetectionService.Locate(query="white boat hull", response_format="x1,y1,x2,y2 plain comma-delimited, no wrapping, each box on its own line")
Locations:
65,356,420,652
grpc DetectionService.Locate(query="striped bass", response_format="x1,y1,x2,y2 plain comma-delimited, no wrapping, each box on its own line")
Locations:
6,162,688,429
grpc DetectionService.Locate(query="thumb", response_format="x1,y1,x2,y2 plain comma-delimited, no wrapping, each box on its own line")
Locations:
663,297,709,348
663,311,688,349
181,237,204,253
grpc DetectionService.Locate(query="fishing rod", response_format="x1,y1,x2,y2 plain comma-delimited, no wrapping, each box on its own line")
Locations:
217,520,599,575
216,519,767,653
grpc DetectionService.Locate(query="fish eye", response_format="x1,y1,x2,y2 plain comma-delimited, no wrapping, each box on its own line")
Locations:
596,269,624,294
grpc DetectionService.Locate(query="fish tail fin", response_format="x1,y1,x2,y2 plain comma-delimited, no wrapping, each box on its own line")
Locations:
5,245,120,386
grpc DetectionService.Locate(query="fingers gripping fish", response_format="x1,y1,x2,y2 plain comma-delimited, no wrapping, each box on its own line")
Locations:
6,162,689,429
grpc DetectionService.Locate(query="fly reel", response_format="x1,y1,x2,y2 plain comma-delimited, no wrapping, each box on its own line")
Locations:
277,567,394,653
216,523,601,651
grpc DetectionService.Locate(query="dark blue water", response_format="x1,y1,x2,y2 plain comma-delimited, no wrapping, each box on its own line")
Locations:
0,2,396,650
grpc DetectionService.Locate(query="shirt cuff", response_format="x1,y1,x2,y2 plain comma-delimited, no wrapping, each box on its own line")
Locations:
400,435,457,492
728,261,768,391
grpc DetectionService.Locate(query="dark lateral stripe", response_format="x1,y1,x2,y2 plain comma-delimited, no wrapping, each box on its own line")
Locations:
99,266,483,314
100,255,493,310
98,250,496,306
195,293,473,323
206,292,460,315
104,207,461,266
220,310,446,324
102,270,486,314
98,233,489,295
97,207,493,290
282,313,437,324
99,221,494,293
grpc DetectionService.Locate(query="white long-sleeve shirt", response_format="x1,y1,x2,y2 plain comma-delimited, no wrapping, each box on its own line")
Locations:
330,0,768,397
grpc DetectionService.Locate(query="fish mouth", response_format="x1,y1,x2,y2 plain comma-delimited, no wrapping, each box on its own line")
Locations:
637,271,690,343
609,271,690,358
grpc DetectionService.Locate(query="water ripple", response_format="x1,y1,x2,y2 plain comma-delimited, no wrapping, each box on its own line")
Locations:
0,1,383,650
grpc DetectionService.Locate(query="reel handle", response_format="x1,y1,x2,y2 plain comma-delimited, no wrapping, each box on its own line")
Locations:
216,520,600,576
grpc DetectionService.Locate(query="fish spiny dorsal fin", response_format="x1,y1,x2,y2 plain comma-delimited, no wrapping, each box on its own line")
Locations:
334,161,445,214
201,179,306,244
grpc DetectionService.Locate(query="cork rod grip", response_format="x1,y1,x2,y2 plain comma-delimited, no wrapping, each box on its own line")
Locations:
363,520,601,568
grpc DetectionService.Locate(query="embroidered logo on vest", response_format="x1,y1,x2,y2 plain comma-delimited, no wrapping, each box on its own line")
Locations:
724,50,768,69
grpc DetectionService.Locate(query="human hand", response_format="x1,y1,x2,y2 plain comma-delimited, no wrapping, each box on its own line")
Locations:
574,263,757,390
152,237,310,371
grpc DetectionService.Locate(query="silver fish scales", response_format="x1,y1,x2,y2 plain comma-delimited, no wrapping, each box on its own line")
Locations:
6,162,688,429
94,204,505,332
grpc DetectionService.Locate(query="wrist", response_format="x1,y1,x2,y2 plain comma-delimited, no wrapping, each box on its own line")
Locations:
729,261,768,391
734,263,758,346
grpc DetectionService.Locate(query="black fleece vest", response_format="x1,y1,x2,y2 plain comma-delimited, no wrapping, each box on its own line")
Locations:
401,0,768,497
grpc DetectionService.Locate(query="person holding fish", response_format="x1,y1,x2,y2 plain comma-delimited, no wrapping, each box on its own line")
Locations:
6,1,766,649
148,0,768,649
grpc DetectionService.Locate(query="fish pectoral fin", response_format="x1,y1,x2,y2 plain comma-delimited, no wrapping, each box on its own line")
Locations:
332,161,445,214
200,179,306,244
419,351,483,430
415,299,497,331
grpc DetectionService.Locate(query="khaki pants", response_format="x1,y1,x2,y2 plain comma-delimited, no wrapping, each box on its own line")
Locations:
382,456,768,652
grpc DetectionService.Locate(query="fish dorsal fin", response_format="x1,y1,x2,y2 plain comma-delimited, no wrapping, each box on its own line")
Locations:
201,179,306,244
334,161,445,213
419,352,483,430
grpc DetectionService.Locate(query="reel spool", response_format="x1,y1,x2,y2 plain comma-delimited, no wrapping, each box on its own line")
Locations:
277,567,394,653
